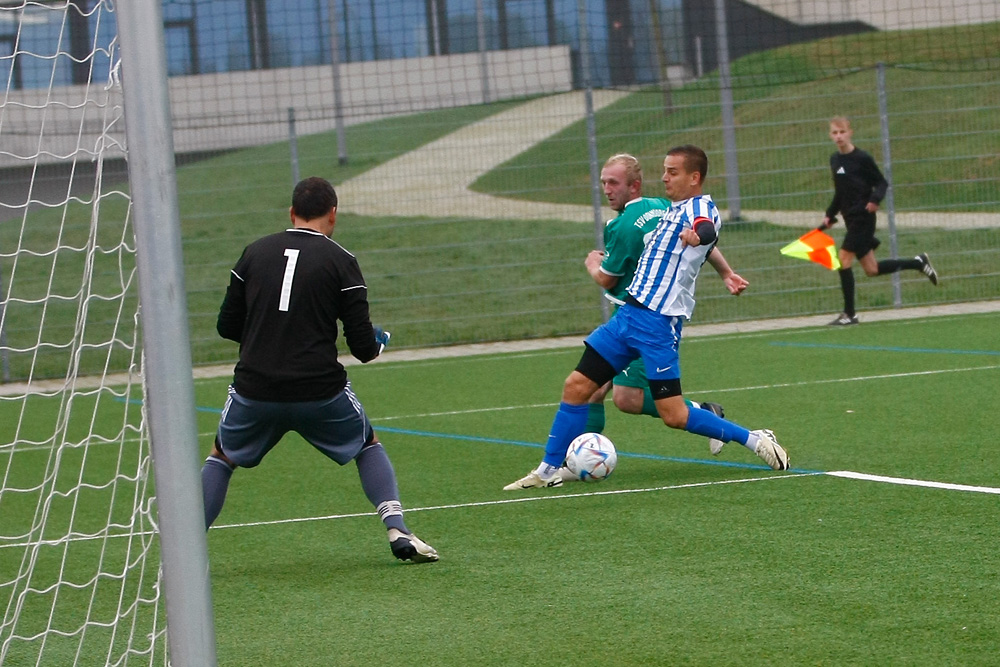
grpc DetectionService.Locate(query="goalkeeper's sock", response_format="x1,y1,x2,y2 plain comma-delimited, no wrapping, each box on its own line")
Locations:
541,402,589,469
201,455,235,529
585,402,606,433
684,405,752,450
355,442,407,533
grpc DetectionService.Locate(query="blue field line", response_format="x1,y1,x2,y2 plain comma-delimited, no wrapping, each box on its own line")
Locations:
770,341,1000,356
373,424,822,475
118,397,224,414
131,397,817,475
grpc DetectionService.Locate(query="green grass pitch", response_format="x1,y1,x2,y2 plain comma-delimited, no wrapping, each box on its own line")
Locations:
3,310,999,664
182,311,1000,666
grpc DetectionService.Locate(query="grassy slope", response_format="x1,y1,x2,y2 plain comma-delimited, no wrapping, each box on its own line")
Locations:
470,22,1000,213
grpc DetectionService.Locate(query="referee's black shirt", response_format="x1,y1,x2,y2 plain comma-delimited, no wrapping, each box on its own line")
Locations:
824,148,889,223
217,228,380,401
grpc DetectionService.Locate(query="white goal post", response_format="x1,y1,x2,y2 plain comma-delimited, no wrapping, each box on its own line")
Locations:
0,1,216,665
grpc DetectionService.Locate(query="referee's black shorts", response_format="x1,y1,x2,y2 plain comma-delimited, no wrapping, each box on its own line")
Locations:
841,212,881,258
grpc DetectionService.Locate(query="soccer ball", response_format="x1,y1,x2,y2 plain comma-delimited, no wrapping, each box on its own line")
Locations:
565,432,617,482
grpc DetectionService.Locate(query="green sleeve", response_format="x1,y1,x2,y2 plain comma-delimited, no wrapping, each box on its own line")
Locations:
601,218,645,278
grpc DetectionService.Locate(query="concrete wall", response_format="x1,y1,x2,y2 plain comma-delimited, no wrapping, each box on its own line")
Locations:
0,45,573,169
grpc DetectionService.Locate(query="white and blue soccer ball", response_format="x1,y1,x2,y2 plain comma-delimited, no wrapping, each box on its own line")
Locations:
565,432,617,482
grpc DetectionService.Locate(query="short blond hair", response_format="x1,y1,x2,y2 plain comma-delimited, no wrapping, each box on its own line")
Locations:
603,153,643,186
829,116,851,130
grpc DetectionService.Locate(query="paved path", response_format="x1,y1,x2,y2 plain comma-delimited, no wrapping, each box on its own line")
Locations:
337,90,628,223
337,92,999,229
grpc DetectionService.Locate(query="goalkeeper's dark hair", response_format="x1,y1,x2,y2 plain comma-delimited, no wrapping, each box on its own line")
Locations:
666,145,708,183
292,177,338,220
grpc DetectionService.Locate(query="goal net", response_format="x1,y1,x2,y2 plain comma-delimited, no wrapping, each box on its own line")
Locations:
1,1,198,664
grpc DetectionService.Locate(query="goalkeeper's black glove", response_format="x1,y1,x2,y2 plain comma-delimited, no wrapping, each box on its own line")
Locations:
374,326,391,355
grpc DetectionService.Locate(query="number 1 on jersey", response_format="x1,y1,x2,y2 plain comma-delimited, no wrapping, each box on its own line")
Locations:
279,248,299,311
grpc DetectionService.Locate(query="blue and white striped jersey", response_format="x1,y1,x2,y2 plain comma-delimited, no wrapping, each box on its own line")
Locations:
626,194,721,318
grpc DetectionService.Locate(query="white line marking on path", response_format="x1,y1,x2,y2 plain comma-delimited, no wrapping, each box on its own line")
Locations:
826,471,1000,495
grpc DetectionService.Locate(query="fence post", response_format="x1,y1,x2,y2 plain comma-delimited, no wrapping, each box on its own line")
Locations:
876,62,902,307
477,0,491,104
327,0,348,165
714,0,741,221
0,260,8,382
578,0,608,321
288,107,300,185
648,0,673,114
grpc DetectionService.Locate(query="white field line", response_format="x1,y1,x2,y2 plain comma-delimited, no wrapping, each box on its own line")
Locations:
371,361,1000,421
0,472,814,549
826,471,1000,495
212,471,820,530
6,468,998,550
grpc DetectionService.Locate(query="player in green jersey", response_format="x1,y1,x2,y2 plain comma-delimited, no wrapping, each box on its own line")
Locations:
574,153,748,464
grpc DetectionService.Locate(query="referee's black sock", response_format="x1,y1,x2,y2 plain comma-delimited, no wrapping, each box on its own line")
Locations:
838,267,856,317
877,258,921,274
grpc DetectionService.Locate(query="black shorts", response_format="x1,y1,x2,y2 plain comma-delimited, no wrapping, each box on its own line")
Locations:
841,213,880,258
216,383,373,467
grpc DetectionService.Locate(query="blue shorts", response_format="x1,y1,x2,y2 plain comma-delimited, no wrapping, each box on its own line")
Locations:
216,383,374,468
584,303,683,381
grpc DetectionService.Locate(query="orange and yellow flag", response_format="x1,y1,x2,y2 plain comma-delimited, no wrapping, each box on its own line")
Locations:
780,229,841,270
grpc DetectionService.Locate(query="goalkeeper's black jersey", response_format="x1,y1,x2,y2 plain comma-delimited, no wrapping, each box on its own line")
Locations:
824,147,888,223
217,227,380,401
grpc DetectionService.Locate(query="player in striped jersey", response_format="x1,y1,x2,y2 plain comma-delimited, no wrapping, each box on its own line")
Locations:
504,146,788,491
574,153,746,459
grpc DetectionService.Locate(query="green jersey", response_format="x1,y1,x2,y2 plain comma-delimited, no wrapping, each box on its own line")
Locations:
601,197,670,304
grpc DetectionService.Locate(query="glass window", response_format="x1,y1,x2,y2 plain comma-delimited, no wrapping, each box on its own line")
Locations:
192,0,249,73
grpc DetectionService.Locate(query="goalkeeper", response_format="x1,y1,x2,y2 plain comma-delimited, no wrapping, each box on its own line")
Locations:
201,177,437,564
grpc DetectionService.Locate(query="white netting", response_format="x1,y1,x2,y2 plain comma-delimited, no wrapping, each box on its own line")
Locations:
0,1,166,664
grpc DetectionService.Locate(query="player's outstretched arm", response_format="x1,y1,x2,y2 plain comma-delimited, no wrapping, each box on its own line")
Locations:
706,247,748,296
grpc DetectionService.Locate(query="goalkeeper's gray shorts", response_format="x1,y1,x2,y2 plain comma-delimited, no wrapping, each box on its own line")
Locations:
216,383,374,468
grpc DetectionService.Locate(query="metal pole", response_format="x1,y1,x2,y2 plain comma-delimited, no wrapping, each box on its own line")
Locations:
328,0,348,165
476,0,491,103
578,0,608,321
0,261,9,382
288,107,300,185
714,0,741,221
876,62,902,306
648,0,672,113
114,2,217,666
695,35,703,78
430,0,441,56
